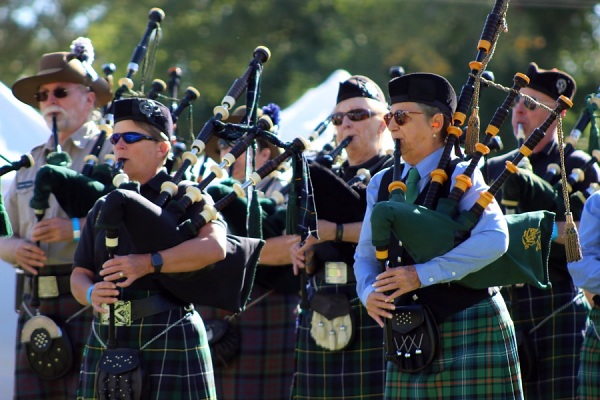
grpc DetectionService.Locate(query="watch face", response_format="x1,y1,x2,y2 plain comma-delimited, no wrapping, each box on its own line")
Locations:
151,252,163,272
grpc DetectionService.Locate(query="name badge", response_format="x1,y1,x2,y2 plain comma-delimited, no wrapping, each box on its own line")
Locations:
325,262,347,284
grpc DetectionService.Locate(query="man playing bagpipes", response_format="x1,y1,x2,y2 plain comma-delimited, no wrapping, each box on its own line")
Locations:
0,38,112,399
354,72,523,399
485,63,600,400
197,104,301,400
289,75,393,399
568,190,600,399
70,97,228,399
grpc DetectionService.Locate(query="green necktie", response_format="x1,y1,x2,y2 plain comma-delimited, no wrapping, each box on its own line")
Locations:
405,167,421,204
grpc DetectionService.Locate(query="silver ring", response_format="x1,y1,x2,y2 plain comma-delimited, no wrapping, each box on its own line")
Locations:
119,272,124,278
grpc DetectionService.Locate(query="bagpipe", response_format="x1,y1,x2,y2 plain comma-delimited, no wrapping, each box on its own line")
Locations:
162,46,271,207
372,91,568,292
90,40,291,313
501,88,600,221
94,136,307,314
0,153,34,237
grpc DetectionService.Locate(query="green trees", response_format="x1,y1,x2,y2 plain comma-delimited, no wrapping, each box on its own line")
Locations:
1,0,599,150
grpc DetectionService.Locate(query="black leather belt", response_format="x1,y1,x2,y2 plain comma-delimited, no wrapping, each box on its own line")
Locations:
99,294,189,326
23,274,71,298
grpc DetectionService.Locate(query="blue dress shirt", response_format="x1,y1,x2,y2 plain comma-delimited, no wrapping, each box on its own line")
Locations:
354,147,509,306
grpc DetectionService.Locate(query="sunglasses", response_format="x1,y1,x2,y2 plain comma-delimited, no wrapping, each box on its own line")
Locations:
109,132,158,145
330,108,376,126
34,87,71,102
510,95,554,111
383,110,424,126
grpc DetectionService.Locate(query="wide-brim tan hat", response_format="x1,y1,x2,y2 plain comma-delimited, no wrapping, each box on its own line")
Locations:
12,52,112,109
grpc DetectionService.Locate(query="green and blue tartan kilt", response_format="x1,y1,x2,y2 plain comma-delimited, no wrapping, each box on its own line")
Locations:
385,292,523,400
15,267,93,400
77,293,216,400
577,307,600,400
197,284,300,400
291,279,386,400
502,280,586,400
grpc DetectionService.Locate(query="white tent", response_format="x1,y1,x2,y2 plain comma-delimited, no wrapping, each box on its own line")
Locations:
278,69,351,153
0,81,48,160
0,81,48,396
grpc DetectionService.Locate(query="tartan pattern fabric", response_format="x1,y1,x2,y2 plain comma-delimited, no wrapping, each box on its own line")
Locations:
385,292,523,399
502,280,586,400
77,300,216,400
578,308,600,400
14,266,93,400
291,280,386,399
197,285,300,400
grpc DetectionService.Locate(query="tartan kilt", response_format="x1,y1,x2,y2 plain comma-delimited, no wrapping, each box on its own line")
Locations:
291,279,386,400
502,280,586,400
15,273,93,399
77,297,216,400
197,284,300,400
385,292,523,400
577,307,600,400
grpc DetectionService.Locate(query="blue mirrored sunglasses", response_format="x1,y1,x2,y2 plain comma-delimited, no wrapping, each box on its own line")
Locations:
109,132,158,145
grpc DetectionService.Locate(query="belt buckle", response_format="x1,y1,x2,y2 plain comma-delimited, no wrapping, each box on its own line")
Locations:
38,276,59,298
99,300,132,326
325,262,347,284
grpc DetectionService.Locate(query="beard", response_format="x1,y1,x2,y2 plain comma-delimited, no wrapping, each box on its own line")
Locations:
41,106,68,131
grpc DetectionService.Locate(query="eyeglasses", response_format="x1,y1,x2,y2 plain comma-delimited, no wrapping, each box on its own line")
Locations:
330,108,376,126
109,132,158,145
510,95,555,111
34,87,70,102
383,110,424,126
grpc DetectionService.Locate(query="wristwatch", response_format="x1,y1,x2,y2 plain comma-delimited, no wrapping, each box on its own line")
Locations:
150,252,163,274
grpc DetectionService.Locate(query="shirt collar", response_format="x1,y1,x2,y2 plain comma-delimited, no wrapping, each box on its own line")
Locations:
402,147,445,180
42,121,99,151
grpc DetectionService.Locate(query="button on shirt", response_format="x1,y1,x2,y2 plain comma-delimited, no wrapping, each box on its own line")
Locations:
354,147,509,307
568,191,600,293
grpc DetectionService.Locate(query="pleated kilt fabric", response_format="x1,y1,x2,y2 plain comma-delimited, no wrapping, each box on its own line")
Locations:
503,280,586,400
15,265,93,400
385,292,523,400
577,307,600,400
291,278,386,400
197,284,300,400
77,292,216,400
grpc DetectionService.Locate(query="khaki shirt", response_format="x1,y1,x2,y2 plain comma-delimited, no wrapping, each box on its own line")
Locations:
4,121,112,266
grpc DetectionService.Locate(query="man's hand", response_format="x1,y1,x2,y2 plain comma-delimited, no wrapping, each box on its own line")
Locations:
31,217,73,243
365,291,395,328
372,264,421,302
14,238,46,274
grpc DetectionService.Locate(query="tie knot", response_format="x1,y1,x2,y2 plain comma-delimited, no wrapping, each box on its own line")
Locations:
406,167,420,184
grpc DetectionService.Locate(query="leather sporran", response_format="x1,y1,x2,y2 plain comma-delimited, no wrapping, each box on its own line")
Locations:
205,319,241,368
387,304,439,372
309,292,356,351
96,348,148,400
21,315,74,380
